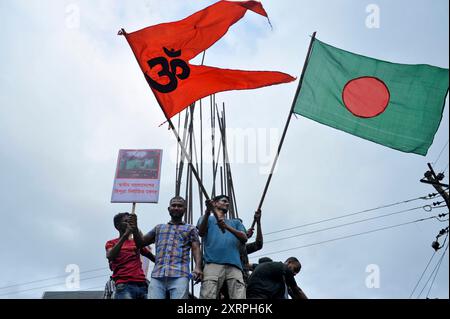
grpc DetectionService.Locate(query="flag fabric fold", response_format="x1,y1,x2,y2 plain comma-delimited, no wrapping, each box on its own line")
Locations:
293,39,449,156
122,0,294,119
225,0,269,17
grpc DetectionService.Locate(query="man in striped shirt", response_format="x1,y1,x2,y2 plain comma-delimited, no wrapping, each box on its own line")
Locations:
130,196,202,299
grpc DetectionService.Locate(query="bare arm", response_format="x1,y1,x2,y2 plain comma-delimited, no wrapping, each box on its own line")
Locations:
218,218,248,243
129,214,155,248
254,210,263,249
230,227,248,243
106,228,131,261
288,286,308,300
134,230,155,249
191,241,203,281
140,246,156,263
284,266,308,299
197,211,211,237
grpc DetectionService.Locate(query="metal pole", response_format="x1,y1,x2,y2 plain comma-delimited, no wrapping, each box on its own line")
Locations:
253,32,317,229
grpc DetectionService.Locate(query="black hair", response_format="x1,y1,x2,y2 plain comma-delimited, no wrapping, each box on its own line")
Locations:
212,195,230,202
113,212,130,230
285,257,301,270
258,257,273,264
170,196,186,205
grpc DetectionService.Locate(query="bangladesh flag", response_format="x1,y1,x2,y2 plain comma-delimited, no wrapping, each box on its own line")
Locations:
294,39,449,156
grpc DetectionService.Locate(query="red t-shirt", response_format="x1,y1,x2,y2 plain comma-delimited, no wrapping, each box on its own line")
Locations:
105,238,146,285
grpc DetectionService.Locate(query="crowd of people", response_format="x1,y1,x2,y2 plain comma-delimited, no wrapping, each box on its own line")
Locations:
104,195,308,300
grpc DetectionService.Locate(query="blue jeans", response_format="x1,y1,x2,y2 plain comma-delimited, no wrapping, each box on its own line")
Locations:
148,277,189,299
114,282,148,299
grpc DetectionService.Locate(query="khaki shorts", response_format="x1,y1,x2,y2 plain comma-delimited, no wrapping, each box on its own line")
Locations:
200,263,246,299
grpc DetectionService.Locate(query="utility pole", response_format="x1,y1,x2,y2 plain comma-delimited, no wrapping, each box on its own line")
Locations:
420,163,449,209
421,163,449,251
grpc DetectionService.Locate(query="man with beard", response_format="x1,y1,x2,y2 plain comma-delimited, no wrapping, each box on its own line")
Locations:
129,196,202,299
197,195,248,299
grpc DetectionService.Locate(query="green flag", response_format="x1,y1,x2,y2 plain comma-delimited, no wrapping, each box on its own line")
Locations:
294,39,449,156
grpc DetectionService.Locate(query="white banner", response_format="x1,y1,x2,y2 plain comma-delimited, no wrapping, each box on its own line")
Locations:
111,149,163,203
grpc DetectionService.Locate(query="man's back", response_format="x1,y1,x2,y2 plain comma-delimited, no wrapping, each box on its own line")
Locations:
246,262,289,299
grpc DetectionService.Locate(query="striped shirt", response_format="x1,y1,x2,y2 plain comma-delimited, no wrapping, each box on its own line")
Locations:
103,277,115,299
148,222,199,278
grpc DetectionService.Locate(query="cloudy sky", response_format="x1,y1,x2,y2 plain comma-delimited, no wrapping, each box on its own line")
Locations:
0,0,448,299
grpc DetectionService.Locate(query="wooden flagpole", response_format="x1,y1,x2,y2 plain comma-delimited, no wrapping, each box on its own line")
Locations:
216,103,238,218
175,113,181,194
211,95,217,198
175,109,191,196
251,32,317,229
120,29,230,232
169,110,225,232
119,29,209,197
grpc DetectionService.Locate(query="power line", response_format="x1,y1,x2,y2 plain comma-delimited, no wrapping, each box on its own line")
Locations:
252,214,446,259
425,241,449,299
85,285,107,291
1,197,445,296
410,231,449,299
443,163,449,175
0,273,110,298
434,139,449,167
264,205,437,245
0,266,108,291
416,241,449,299
264,194,440,236
409,250,437,299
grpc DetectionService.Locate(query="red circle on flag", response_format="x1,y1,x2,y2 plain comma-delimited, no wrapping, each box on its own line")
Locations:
342,76,390,118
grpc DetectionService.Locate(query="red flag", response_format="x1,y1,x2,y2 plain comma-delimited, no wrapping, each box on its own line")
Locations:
225,0,269,17
120,0,295,120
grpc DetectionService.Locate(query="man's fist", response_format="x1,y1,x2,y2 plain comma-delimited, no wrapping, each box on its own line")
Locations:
205,199,214,212
217,217,228,231
254,209,262,223
192,268,203,283
128,214,138,230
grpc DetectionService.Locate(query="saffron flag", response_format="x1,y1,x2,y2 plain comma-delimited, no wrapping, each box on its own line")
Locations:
121,0,295,119
226,0,268,17
294,39,449,156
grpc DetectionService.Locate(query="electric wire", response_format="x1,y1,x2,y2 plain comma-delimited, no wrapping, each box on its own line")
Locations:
252,214,447,259
434,139,449,167
264,205,438,245
0,267,108,290
409,250,437,299
264,194,440,236
0,273,110,297
425,241,449,299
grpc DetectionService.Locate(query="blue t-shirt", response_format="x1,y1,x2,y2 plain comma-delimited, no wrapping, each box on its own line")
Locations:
197,215,246,270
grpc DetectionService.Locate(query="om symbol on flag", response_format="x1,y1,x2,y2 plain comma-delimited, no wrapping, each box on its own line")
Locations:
145,47,191,93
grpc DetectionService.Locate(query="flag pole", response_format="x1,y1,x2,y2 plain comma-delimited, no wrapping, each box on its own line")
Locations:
252,31,317,229
175,109,191,196
211,95,217,198
119,29,210,200
119,29,227,231
169,119,210,200
168,112,227,233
